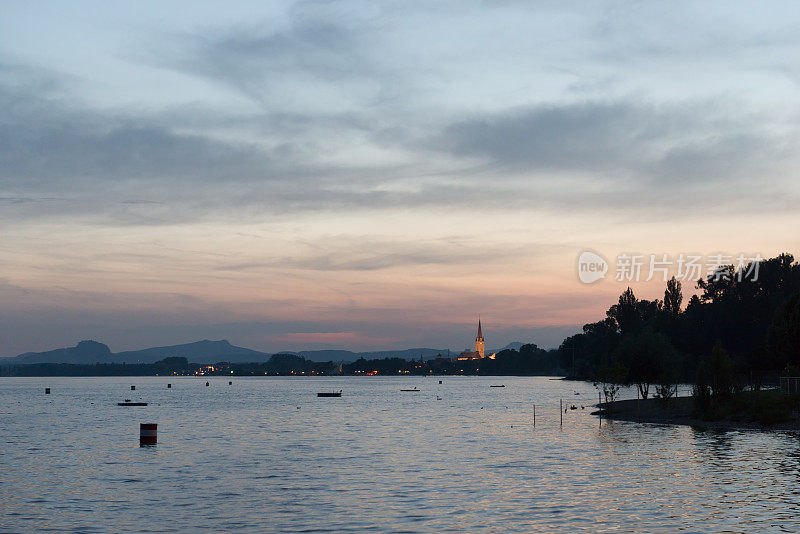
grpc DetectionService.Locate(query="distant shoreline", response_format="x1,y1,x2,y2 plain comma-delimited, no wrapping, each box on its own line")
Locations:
600,397,800,432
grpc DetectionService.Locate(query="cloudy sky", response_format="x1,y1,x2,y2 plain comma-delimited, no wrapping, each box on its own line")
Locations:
2,1,799,356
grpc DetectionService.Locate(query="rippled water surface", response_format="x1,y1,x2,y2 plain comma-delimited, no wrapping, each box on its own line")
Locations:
2,376,799,533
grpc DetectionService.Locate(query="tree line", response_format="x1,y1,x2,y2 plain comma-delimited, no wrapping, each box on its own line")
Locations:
559,253,800,399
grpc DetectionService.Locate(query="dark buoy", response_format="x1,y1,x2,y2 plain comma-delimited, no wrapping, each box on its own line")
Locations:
205,381,209,387
438,380,442,384
131,385,136,391
139,423,157,446
167,383,172,389
228,381,232,385
45,388,51,394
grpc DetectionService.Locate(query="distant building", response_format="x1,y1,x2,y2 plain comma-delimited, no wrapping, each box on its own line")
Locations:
475,319,485,358
457,319,485,360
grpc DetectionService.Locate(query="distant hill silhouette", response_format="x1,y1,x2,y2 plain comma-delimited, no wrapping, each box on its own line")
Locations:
496,341,525,352
3,339,271,365
113,339,271,364
8,340,112,365
3,341,527,366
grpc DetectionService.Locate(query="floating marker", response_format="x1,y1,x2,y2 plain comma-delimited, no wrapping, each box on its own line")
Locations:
45,388,51,394
167,383,172,389
131,385,136,391
438,380,442,384
228,381,232,385
139,423,157,446
205,382,209,387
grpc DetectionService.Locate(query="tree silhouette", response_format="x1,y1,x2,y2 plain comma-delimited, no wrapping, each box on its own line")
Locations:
663,276,682,316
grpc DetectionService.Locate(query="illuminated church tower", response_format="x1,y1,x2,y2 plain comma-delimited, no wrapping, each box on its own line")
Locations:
474,319,485,358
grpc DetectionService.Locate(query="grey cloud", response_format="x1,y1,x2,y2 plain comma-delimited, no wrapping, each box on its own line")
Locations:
438,100,795,185
215,238,535,272
442,102,644,171
0,93,267,188
149,6,385,106
2,60,798,228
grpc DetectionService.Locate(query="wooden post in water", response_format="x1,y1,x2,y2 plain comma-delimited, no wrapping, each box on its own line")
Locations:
560,399,563,426
533,404,536,427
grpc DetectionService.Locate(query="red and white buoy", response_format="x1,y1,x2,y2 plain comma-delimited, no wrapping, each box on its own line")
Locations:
139,423,157,446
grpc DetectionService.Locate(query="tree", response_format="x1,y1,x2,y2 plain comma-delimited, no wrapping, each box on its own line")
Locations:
694,254,800,373
663,276,683,316
708,341,735,400
654,359,678,404
614,333,654,399
594,361,628,414
606,287,661,337
607,287,639,336
615,327,678,400
558,317,619,379
692,361,712,413
615,326,678,399
767,292,800,373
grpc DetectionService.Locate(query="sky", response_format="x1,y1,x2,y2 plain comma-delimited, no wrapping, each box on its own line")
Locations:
2,1,800,357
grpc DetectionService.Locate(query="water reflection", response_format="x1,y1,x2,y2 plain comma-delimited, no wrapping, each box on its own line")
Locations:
1,376,799,533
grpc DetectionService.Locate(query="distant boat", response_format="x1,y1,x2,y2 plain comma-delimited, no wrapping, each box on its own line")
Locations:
317,390,342,397
117,401,148,406
490,384,505,388
400,387,420,392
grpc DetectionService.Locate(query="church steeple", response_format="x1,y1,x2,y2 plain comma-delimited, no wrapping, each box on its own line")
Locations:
475,317,485,358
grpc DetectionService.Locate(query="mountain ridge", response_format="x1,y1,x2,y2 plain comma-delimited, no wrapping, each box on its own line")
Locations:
2,339,538,365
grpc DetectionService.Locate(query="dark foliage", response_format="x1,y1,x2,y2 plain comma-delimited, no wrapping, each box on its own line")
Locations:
560,254,800,388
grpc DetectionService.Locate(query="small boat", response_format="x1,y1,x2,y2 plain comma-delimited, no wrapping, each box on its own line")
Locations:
118,401,148,406
570,405,577,410
317,390,342,397
400,387,420,392
490,384,505,388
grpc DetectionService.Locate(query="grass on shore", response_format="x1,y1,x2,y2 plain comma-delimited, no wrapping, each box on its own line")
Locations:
694,390,800,426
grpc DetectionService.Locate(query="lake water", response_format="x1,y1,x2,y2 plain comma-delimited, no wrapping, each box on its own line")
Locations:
1,376,799,533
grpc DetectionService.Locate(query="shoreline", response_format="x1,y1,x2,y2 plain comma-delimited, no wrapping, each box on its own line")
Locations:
599,397,800,432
